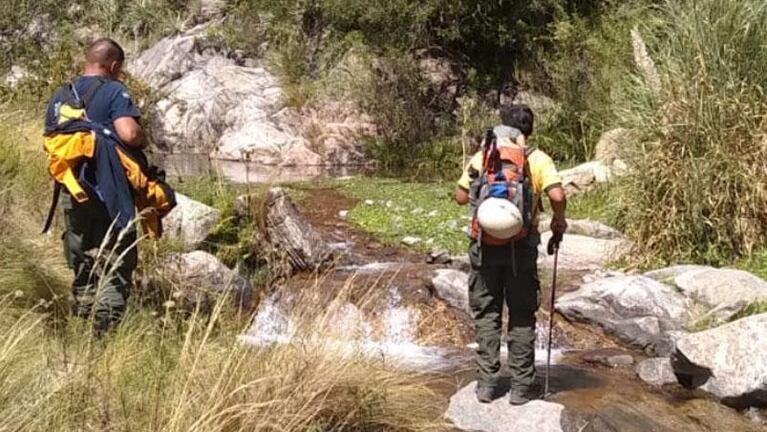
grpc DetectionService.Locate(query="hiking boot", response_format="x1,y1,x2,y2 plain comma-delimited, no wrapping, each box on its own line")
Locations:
508,388,531,406
475,385,495,404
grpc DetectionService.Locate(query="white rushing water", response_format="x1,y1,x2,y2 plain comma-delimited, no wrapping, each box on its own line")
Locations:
240,286,469,371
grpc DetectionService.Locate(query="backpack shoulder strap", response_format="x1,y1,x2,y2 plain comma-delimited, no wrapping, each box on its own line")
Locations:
80,77,107,109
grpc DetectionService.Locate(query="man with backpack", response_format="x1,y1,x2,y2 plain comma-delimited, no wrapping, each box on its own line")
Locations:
44,38,150,335
454,104,567,405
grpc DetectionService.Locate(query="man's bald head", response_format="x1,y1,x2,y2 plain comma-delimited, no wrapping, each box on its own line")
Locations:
85,38,125,78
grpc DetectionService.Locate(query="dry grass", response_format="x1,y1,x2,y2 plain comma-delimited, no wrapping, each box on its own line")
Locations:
617,0,767,265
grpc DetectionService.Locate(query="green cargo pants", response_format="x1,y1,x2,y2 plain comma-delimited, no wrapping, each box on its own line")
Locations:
62,194,137,335
468,233,540,391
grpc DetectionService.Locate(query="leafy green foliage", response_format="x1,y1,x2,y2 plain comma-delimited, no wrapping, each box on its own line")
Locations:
338,178,469,253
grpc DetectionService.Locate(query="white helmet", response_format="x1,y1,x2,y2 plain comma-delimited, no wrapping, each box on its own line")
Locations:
477,198,523,239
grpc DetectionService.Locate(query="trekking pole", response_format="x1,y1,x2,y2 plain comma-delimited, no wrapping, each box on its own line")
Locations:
544,242,559,400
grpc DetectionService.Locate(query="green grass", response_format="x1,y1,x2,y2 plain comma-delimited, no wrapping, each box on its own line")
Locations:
561,185,623,228
337,178,469,254
735,248,767,281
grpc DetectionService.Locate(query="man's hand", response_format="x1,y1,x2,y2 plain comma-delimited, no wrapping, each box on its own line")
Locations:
547,217,567,255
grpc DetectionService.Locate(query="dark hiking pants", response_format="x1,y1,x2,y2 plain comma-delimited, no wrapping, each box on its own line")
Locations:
468,234,540,391
62,194,137,335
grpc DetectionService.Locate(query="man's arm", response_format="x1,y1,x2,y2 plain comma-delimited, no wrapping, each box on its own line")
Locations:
113,116,146,148
547,186,567,235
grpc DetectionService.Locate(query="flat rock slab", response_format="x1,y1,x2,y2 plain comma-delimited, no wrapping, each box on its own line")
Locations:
446,381,564,432
643,265,709,282
538,232,630,271
556,275,689,353
673,312,767,408
673,268,767,320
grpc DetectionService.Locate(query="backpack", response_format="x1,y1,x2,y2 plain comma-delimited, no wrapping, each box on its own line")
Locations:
469,127,534,245
43,78,176,239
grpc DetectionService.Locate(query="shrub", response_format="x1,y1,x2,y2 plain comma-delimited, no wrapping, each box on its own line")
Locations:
617,0,767,264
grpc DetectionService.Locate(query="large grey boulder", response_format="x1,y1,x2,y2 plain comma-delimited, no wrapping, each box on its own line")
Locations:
265,187,333,272
128,28,371,166
673,313,767,408
161,251,251,309
163,194,221,248
643,265,709,282
446,381,565,432
556,276,690,353
673,268,767,321
636,357,678,387
538,232,630,271
430,269,469,313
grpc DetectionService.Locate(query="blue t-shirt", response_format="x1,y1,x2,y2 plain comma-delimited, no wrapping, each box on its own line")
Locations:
45,75,140,131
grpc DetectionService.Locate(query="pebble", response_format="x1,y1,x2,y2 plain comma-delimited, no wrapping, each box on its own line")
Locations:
338,210,349,219
402,236,422,246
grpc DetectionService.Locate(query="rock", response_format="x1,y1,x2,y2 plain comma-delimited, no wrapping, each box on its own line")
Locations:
338,210,349,220
636,357,677,387
556,276,690,353
414,47,465,109
594,128,631,166
513,91,559,114
430,269,469,313
559,161,614,196
673,268,767,321
445,381,565,432
198,0,225,21
128,29,366,166
426,248,452,265
402,236,422,246
643,265,709,282
3,65,30,88
538,232,630,271
672,313,767,408
160,251,251,309
584,352,635,368
539,217,625,240
450,255,472,272
163,194,221,248
265,187,332,272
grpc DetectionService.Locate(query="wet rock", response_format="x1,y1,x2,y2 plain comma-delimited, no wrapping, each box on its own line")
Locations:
163,194,221,248
556,276,690,353
265,187,332,272
426,248,452,265
636,357,677,387
446,381,565,432
538,232,630,271
430,269,469,313
584,352,635,368
161,251,251,309
539,217,625,240
673,268,767,321
672,313,767,408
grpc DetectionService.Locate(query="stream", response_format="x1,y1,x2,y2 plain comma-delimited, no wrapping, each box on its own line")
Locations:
164,155,763,431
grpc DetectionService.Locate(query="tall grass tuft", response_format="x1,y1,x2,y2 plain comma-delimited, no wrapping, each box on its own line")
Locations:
617,0,767,265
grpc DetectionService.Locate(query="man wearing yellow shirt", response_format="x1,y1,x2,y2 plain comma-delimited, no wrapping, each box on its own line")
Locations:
455,104,567,405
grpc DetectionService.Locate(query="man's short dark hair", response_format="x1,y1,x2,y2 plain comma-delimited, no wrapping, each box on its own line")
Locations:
500,104,535,137
86,38,125,66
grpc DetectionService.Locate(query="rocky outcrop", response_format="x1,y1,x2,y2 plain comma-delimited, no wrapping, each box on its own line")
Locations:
430,269,469,313
636,357,677,387
160,251,251,309
556,275,690,353
265,187,333,272
414,47,465,110
673,313,767,408
558,129,633,197
538,232,630,271
558,161,613,196
128,27,372,165
673,268,767,321
446,381,565,432
163,194,221,248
